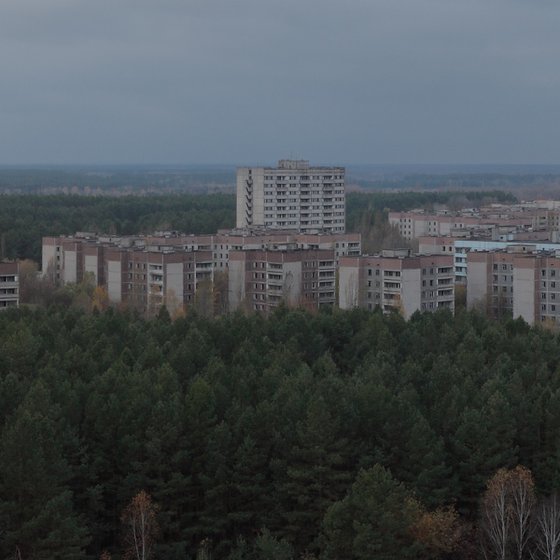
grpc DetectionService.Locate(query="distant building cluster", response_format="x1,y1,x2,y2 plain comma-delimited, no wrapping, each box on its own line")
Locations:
395,200,560,325
34,160,560,326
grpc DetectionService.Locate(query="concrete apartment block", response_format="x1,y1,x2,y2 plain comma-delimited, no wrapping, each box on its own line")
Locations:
0,262,19,310
465,245,545,320
229,249,336,313
338,250,455,318
237,160,345,233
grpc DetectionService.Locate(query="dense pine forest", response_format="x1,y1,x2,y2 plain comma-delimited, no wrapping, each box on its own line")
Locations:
1,305,560,559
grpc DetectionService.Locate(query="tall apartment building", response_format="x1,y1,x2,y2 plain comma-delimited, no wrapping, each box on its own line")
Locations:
0,262,19,310
236,160,345,233
228,249,337,312
339,250,454,318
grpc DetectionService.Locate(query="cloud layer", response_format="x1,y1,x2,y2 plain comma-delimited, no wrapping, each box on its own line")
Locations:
1,0,559,164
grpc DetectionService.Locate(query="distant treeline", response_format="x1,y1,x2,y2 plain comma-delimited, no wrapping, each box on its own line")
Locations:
0,167,557,194
0,168,235,194
0,194,236,262
1,305,560,558
349,172,560,191
0,191,516,263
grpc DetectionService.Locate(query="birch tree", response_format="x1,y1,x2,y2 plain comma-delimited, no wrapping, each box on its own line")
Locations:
121,491,158,560
534,494,560,560
481,469,510,560
508,466,535,560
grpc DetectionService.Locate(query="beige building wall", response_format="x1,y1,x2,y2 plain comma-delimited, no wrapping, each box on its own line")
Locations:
401,268,422,318
282,261,302,306
237,168,265,229
84,254,99,283
42,240,57,277
165,262,184,314
63,250,78,284
106,259,123,303
228,256,247,310
466,259,489,309
338,259,360,309
513,263,536,323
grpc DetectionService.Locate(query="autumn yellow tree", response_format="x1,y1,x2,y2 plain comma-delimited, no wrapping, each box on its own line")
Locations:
121,491,158,560
411,506,461,556
91,285,110,312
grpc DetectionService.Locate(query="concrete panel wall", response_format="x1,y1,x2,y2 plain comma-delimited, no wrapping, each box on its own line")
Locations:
63,250,78,284
84,254,99,283
107,260,122,303
513,267,536,323
228,258,246,310
165,262,184,313
282,261,302,305
467,260,489,309
338,265,360,309
402,269,421,319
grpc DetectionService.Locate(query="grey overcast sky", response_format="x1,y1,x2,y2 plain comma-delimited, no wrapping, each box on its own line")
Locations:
0,0,559,165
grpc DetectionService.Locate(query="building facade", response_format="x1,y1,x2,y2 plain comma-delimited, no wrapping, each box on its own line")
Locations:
338,250,454,318
236,160,345,233
466,246,560,325
42,230,359,315
0,262,19,311
229,249,336,313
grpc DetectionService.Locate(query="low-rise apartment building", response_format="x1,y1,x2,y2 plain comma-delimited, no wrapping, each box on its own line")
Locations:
0,262,19,310
229,249,336,312
467,246,560,325
42,230,358,315
339,250,454,318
